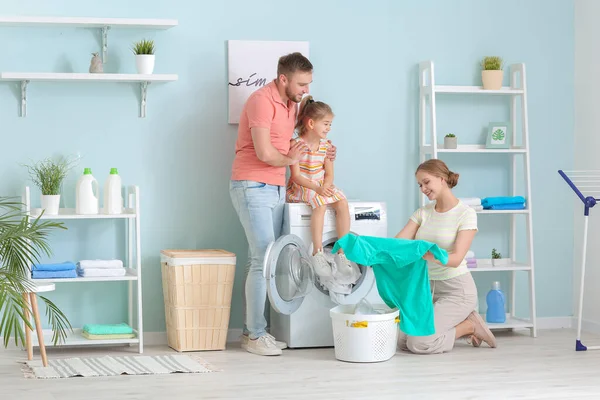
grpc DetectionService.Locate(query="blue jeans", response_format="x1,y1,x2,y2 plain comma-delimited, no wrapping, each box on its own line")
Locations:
229,180,285,339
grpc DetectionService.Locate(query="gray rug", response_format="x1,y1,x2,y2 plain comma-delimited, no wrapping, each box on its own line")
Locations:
22,354,220,379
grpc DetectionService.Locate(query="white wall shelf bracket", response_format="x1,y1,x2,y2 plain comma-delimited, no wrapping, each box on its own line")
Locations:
20,80,29,117
140,81,149,118
101,26,110,63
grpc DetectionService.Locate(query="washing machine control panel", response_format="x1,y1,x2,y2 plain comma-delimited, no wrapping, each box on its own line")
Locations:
353,206,381,221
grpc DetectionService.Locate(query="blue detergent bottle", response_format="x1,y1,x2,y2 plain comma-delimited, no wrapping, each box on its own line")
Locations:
486,281,506,323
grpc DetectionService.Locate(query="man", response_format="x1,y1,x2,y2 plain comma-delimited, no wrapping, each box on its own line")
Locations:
229,52,334,356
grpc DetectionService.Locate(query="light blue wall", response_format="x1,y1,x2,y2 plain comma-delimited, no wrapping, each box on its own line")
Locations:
0,0,574,333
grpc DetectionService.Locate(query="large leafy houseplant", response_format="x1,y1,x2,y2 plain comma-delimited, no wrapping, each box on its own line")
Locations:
0,197,72,347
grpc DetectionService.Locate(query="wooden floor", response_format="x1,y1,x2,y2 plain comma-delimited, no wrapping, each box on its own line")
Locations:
2,329,600,399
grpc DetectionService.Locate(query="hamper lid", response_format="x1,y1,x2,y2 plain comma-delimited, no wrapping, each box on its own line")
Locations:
160,249,236,266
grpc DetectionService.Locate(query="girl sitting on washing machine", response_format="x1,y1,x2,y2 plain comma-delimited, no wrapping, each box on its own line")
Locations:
286,96,356,281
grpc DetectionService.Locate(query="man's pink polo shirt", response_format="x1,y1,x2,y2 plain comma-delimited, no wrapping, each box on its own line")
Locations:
231,81,297,186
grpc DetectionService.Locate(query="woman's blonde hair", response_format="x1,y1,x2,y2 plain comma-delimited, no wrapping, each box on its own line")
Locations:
295,95,334,136
416,159,459,188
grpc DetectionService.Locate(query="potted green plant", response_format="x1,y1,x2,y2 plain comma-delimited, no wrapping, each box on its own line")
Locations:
132,39,155,74
444,133,457,149
0,197,72,348
481,56,504,90
23,156,76,215
491,248,509,266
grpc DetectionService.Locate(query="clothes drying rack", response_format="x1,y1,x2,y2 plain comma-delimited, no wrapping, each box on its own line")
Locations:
559,169,600,351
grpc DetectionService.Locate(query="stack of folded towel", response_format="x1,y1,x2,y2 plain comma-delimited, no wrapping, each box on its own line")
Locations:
77,259,126,277
465,250,477,268
482,196,526,210
82,323,135,340
459,198,483,211
31,262,77,279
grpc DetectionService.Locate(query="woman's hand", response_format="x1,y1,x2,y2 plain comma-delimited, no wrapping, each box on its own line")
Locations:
422,251,436,263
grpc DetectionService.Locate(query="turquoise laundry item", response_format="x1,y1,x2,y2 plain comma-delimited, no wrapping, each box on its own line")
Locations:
333,233,449,336
481,196,526,208
82,323,133,335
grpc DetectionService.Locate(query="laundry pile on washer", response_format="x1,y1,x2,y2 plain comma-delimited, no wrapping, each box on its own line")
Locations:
315,246,363,303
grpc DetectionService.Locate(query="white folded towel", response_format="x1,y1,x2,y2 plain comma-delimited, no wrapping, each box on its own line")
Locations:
470,205,483,211
77,268,127,277
460,197,482,206
78,260,124,269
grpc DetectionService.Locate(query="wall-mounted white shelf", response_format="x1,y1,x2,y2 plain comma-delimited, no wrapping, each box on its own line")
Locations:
32,268,139,283
0,16,178,62
0,16,178,29
0,72,178,118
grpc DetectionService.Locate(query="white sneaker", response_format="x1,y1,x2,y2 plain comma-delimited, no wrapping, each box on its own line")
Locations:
244,335,282,356
240,333,287,350
312,250,332,278
333,253,361,284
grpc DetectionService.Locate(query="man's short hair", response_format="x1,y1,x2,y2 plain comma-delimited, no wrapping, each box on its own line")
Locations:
277,52,313,78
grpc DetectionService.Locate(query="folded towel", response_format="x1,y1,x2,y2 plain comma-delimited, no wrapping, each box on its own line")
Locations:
32,261,76,271
81,331,136,340
83,323,133,335
77,267,127,277
487,203,526,210
460,198,482,206
482,196,526,208
466,251,475,259
470,205,483,211
78,259,124,269
32,269,77,279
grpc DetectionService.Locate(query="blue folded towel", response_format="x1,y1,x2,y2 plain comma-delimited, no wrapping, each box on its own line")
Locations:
32,269,77,279
487,203,526,210
482,196,526,208
32,261,77,271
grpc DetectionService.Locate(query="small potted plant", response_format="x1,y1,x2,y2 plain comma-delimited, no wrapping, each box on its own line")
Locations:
23,156,76,215
132,39,155,74
481,56,504,90
491,248,509,266
444,133,457,149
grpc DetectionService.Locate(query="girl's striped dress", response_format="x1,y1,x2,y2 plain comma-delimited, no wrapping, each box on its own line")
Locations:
286,137,347,209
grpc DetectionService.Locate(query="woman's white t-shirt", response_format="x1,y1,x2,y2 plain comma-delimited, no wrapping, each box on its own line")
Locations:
410,200,478,280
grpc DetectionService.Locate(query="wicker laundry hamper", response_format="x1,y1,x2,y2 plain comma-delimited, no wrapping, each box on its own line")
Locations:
161,249,236,351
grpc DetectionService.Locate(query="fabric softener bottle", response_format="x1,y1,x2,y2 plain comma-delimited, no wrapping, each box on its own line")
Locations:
486,281,506,323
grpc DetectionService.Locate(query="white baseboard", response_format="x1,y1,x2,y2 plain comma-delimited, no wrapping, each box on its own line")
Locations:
572,317,600,334
537,317,573,330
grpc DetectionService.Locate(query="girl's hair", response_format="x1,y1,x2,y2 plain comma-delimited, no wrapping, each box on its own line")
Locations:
416,159,459,188
295,95,334,136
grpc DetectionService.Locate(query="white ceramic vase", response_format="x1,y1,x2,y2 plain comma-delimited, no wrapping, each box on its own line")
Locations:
136,54,155,74
41,195,60,215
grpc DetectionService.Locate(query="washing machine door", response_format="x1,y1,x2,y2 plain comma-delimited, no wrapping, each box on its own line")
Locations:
263,234,314,315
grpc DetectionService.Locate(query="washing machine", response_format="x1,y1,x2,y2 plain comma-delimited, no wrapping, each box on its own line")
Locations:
263,201,388,348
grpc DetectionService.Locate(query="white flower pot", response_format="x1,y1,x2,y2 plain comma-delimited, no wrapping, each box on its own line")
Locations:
482,70,503,90
41,195,60,215
478,258,493,266
444,136,457,149
492,258,510,267
136,54,155,74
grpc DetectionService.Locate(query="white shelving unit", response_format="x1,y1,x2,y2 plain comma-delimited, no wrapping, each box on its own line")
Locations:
418,61,537,337
0,15,178,117
23,185,144,353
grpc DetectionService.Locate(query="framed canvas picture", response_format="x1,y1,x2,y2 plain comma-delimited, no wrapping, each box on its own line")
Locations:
227,40,310,124
486,122,512,149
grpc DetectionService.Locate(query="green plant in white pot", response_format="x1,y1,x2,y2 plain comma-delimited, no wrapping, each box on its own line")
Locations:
444,133,457,149
491,248,509,266
481,56,504,90
23,156,76,215
132,39,155,74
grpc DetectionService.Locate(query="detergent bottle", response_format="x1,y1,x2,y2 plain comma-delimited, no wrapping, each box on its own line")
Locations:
103,168,123,214
75,168,99,214
485,281,506,323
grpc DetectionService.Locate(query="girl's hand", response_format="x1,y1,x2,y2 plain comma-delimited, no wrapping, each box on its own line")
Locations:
317,184,335,197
